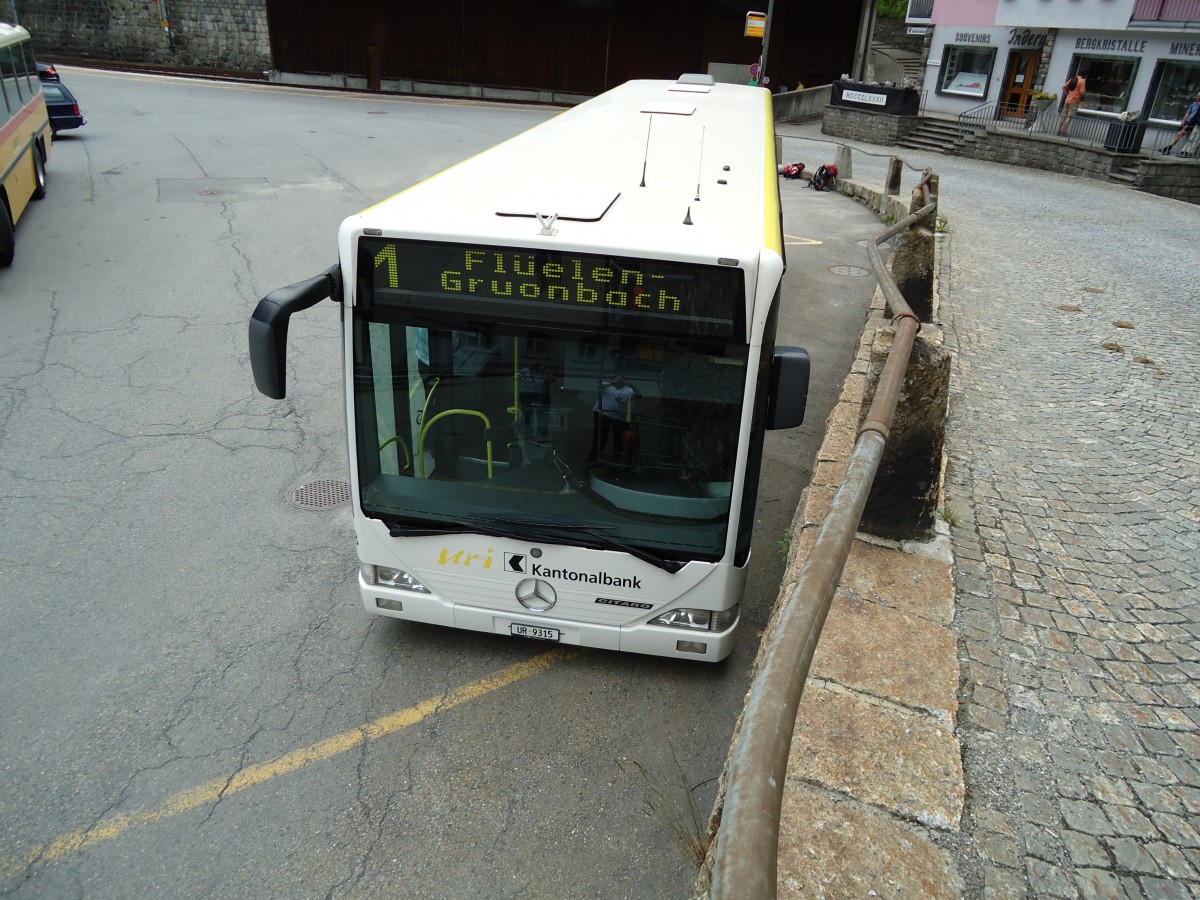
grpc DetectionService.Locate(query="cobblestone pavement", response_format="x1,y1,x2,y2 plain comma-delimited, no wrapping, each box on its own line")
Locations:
779,124,1200,897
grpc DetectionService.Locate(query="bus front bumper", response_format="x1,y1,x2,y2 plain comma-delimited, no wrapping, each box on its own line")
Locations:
360,581,737,662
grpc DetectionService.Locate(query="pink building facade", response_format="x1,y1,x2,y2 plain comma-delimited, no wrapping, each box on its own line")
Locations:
907,0,1200,141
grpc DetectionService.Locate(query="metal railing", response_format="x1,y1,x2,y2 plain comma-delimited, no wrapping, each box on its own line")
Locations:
958,99,1180,156
710,162,937,900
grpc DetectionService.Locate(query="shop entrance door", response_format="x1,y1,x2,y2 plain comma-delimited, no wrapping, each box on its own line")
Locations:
1001,50,1040,118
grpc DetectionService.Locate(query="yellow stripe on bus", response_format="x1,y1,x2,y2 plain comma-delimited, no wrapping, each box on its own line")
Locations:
763,90,782,257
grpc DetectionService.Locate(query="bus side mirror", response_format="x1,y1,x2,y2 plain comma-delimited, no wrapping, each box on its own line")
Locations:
766,346,810,430
248,265,342,399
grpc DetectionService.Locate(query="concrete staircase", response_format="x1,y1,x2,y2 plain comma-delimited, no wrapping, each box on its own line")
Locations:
896,118,979,155
1108,160,1142,185
873,44,924,84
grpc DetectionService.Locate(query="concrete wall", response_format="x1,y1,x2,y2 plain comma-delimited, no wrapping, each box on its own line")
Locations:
12,0,271,71
774,84,834,123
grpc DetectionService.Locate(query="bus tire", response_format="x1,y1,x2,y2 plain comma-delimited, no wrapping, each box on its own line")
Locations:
0,194,14,267
32,146,47,200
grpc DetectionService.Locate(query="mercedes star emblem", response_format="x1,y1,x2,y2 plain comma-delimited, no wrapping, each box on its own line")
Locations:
515,578,557,612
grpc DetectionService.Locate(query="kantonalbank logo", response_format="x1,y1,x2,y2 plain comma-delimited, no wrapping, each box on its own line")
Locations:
436,548,642,589
530,563,642,591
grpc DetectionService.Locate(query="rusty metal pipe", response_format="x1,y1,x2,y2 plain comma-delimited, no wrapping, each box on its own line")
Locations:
710,175,935,899
710,431,886,899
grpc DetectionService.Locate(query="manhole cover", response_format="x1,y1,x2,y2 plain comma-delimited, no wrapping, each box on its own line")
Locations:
287,477,351,510
829,265,871,277
158,178,272,203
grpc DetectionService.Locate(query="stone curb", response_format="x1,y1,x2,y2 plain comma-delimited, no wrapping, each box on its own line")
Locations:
696,176,965,898
773,230,964,893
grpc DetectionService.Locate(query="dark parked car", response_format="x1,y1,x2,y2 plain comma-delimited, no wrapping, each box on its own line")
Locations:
37,61,59,81
42,81,86,134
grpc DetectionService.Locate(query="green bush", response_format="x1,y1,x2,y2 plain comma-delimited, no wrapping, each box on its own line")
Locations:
878,0,908,17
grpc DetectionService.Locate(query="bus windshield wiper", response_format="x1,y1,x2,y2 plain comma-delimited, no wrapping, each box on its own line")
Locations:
389,515,683,573
476,515,683,573
575,528,684,573
386,518,514,539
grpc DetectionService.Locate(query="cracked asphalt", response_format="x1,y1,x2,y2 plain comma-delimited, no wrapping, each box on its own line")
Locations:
0,73,886,897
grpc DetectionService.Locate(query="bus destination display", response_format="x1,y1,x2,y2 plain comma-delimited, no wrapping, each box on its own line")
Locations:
361,238,742,327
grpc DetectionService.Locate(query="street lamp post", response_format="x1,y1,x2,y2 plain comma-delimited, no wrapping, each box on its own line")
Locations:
759,0,776,85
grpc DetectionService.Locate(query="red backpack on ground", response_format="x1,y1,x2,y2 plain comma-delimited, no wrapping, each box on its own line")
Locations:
809,164,838,191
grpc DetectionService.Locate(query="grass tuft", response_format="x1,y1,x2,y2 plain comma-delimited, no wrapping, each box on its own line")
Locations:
619,745,714,869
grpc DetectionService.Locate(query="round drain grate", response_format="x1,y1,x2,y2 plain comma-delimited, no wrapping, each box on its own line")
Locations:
829,265,871,277
287,477,351,511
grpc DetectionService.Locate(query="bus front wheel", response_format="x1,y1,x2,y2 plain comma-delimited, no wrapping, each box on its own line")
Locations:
0,196,14,268
32,148,47,201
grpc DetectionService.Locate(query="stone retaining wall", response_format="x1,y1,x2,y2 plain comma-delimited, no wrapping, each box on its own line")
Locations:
957,130,1119,179
957,131,1200,203
12,0,271,72
1117,159,1200,203
820,105,921,146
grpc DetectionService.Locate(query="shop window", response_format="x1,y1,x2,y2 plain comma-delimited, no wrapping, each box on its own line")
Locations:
938,45,996,98
1069,55,1139,114
1148,60,1200,122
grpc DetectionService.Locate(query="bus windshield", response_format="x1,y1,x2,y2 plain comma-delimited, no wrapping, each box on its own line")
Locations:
352,307,751,564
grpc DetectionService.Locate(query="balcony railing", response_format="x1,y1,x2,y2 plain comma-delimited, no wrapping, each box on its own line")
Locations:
906,0,934,21
1130,0,1200,24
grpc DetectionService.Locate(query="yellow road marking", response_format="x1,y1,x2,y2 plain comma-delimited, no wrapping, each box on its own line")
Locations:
785,234,823,246
1,648,570,880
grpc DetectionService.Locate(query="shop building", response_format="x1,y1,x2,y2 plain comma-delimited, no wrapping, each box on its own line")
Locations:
906,0,1200,149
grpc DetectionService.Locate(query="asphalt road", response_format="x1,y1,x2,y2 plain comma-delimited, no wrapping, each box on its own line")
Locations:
0,70,885,898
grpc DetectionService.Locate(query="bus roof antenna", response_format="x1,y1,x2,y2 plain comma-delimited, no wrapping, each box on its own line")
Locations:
695,126,706,201
640,116,653,187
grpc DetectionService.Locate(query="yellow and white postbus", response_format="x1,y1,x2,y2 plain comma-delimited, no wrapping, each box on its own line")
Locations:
249,76,810,661
0,23,51,267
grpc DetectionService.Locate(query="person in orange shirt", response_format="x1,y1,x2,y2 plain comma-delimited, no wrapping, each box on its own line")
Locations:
1059,74,1087,135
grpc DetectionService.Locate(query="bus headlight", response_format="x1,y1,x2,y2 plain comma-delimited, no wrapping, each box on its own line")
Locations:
360,563,430,593
649,604,738,633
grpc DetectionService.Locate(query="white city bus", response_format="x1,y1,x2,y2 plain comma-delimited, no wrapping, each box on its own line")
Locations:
250,76,809,661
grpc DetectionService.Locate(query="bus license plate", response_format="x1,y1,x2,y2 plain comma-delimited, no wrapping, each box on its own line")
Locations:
510,623,560,642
